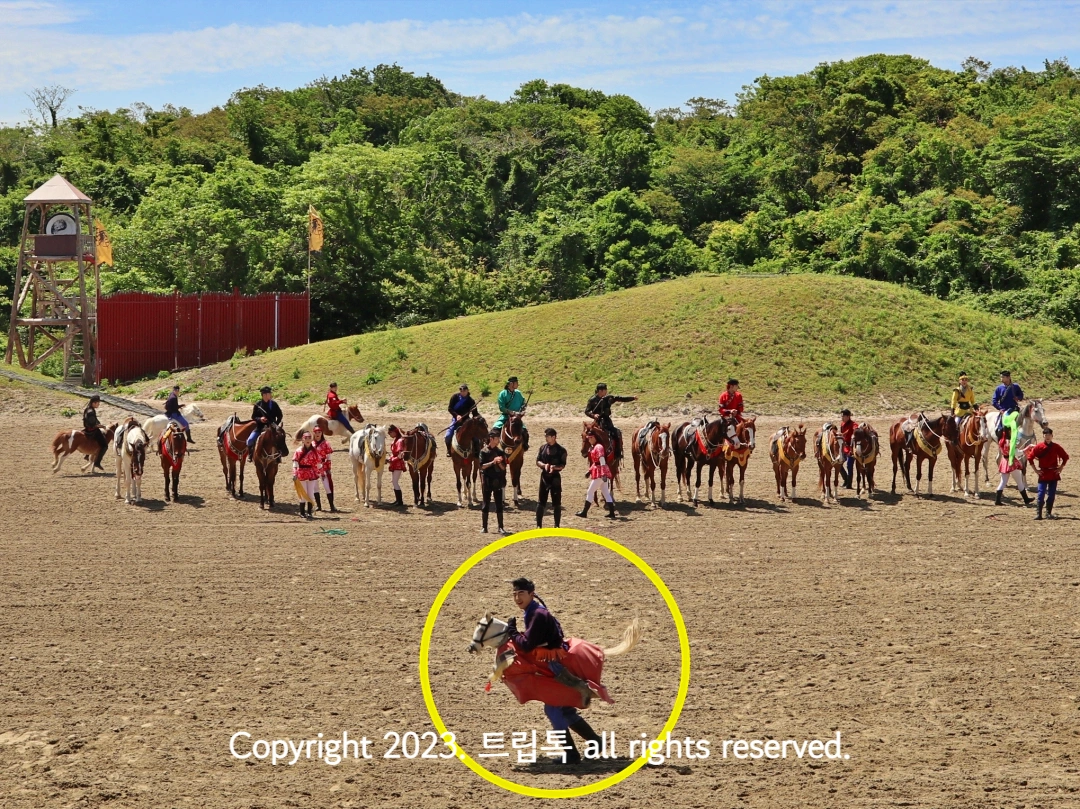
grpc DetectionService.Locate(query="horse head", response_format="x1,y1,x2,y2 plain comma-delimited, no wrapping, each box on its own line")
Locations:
366,425,388,459
741,416,757,449
791,424,808,459
1029,399,1047,429
468,612,511,654
658,423,672,455
580,421,606,457
129,427,148,478
347,405,364,424
187,405,206,421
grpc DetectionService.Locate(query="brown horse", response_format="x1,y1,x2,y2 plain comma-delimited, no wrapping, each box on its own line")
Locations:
722,416,757,504
253,423,289,509
672,414,731,506
217,416,257,498
403,424,436,506
501,413,530,504
768,424,807,502
631,421,671,507
945,411,985,499
51,422,118,474
814,424,845,504
851,424,879,498
890,413,948,497
450,411,488,508
581,421,621,504
159,424,187,502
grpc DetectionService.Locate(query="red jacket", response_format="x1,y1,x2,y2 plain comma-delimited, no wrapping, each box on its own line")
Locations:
839,419,857,451
1025,441,1070,482
293,445,321,481
325,390,344,418
718,390,744,415
313,437,333,471
588,443,612,480
389,437,407,472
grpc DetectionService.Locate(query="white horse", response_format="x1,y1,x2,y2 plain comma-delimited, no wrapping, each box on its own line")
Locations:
143,404,205,445
350,424,388,506
296,405,364,446
980,400,1046,481
114,421,148,504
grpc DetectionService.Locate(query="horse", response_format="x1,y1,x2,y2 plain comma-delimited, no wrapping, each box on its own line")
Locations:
350,424,389,507
721,416,756,504
814,423,845,504
216,415,257,498
468,613,641,708
672,414,731,506
402,424,436,507
889,412,948,497
295,406,364,445
581,420,622,504
980,400,1047,482
252,423,289,509
449,412,488,508
768,424,807,502
945,411,986,499
114,420,148,504
159,421,187,502
501,413,529,505
851,424,879,498
142,404,205,446
50,422,118,474
631,421,672,507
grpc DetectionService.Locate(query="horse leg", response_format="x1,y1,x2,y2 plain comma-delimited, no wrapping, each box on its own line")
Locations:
352,458,361,502
173,469,179,501
164,468,170,501
376,468,383,504
973,449,981,498
738,463,746,503
659,459,667,506
927,458,935,498
791,465,799,501
238,457,246,498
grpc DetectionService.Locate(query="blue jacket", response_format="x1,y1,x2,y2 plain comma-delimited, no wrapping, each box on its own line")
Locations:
992,383,1024,411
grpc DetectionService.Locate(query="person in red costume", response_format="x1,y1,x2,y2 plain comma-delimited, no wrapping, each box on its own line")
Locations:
718,378,744,419
324,382,354,434
839,409,857,489
1025,426,1069,520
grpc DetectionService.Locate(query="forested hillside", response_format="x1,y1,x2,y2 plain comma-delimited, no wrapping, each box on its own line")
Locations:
3,55,1080,341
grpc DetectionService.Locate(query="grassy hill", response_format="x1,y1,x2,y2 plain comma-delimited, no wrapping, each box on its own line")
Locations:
132,275,1080,415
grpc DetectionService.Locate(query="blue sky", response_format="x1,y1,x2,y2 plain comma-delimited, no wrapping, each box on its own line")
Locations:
3,1,1079,126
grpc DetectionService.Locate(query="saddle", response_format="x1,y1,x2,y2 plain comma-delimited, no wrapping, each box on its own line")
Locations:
636,421,659,457
114,419,133,453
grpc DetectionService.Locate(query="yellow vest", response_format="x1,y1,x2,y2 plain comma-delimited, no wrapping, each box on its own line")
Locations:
951,386,975,417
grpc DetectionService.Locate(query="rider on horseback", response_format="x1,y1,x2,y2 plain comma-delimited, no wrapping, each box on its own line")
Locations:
164,385,194,444
950,373,976,429
494,376,528,452
445,383,477,458
585,383,636,460
248,387,284,460
83,395,107,471
506,578,603,765
718,379,745,448
325,382,354,435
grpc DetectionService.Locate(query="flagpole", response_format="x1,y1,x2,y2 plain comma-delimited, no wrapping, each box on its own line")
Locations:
306,241,311,345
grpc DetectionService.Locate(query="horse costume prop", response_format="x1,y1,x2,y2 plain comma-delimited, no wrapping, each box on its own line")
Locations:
631,421,672,506
159,421,187,502
814,423,845,504
114,420,148,504
295,405,364,445
768,424,807,502
673,414,734,506
468,614,641,710
501,412,529,504
350,424,388,507
722,416,756,504
217,415,256,498
851,424,879,497
945,410,986,499
143,404,205,446
50,422,118,474
403,424,436,507
253,424,289,509
449,411,487,508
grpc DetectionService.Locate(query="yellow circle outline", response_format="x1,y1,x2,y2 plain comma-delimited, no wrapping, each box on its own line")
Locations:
419,527,691,799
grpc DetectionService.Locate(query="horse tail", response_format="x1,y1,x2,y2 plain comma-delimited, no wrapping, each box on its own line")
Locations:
294,424,306,442
603,614,641,657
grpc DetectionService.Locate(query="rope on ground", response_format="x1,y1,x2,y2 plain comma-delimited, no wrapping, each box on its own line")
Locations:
0,367,160,417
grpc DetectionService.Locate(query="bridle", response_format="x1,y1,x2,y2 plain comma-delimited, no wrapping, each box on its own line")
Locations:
468,615,510,653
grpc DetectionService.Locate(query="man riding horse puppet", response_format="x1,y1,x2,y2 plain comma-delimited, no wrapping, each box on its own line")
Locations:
585,383,637,460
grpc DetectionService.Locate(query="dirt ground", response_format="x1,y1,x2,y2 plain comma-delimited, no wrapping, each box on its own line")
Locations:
1,389,1079,808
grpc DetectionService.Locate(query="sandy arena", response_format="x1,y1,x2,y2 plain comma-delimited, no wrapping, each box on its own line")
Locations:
1,386,1078,808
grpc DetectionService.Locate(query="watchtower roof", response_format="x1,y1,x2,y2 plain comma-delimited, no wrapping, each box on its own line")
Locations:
24,174,92,204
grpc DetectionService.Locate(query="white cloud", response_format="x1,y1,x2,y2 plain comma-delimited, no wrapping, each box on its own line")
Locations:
0,0,81,26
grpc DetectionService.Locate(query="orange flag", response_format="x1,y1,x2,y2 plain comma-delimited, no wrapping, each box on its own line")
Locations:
308,205,324,252
94,219,113,265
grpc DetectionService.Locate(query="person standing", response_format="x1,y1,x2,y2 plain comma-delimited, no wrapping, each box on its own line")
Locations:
584,383,636,460
164,384,194,444
83,394,108,471
1026,426,1069,520
292,431,321,517
249,386,284,457
478,429,509,534
995,426,1032,507
838,409,857,489
444,383,477,457
312,425,337,512
536,428,567,528
388,425,407,508
324,382,354,434
494,376,529,452
577,431,616,519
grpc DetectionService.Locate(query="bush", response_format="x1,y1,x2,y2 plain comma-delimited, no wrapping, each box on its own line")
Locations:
157,370,170,379
377,398,389,407
479,382,492,397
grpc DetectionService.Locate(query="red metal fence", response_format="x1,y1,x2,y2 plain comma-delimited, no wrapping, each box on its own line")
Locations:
96,290,309,383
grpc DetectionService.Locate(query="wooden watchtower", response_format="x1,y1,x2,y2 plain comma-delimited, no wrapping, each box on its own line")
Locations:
4,174,101,385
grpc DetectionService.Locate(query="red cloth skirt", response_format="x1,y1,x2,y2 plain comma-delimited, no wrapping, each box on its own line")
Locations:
497,638,614,709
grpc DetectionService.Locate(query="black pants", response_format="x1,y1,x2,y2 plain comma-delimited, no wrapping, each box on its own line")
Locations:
90,429,108,466
482,483,504,530
537,476,562,527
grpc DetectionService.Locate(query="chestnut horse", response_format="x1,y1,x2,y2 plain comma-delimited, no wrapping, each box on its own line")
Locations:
768,424,807,502
814,424,846,504
722,416,756,504
450,411,488,508
581,421,621,503
253,423,289,509
851,424,879,497
51,422,118,474
890,413,948,497
672,414,732,506
945,411,985,499
403,424,436,506
501,413,530,504
631,421,671,506
159,423,187,502
217,416,257,498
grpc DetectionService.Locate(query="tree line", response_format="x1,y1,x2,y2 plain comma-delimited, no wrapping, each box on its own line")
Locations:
2,56,1080,341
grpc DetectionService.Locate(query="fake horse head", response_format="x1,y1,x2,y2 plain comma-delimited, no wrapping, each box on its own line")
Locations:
467,613,511,654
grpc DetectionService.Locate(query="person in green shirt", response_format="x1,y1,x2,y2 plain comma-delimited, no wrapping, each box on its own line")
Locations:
493,376,529,452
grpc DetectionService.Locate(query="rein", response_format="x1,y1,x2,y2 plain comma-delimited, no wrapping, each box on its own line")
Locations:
820,427,844,466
